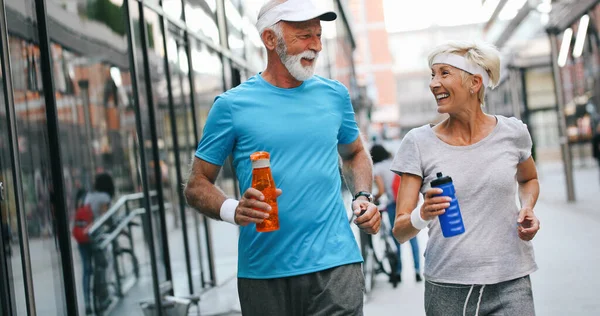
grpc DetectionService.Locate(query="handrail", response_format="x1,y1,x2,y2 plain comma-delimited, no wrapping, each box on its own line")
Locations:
97,208,146,249
88,191,157,235
95,202,172,249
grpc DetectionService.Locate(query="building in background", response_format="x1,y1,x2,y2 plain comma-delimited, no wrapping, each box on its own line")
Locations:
483,0,600,201
346,0,396,140
0,0,361,315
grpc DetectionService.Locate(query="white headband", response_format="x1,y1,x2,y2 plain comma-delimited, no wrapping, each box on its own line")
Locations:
432,53,490,88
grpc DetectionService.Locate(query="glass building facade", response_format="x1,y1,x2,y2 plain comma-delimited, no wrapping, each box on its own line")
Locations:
0,0,361,315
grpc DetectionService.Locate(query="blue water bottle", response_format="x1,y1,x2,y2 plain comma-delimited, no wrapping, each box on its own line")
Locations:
431,172,465,238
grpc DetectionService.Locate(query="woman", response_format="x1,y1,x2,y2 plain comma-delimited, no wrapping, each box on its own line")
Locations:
371,144,421,283
79,173,114,314
391,41,540,315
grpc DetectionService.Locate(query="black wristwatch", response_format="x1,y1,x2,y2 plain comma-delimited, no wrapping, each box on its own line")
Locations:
353,191,373,203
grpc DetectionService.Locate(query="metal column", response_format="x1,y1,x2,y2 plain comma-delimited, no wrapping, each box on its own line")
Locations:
33,0,79,314
123,0,166,313
0,1,36,314
549,32,576,202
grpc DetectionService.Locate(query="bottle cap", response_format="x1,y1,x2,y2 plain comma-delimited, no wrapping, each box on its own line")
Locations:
431,172,453,187
250,151,270,161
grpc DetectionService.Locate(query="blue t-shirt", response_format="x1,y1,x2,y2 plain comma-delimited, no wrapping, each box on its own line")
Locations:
195,73,363,279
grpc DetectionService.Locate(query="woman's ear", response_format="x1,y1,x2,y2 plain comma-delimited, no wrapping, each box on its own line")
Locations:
471,74,484,95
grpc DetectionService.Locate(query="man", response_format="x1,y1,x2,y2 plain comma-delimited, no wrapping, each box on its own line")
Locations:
184,0,380,314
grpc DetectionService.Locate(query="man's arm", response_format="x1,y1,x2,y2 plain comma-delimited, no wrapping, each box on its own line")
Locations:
184,157,228,220
338,136,380,234
338,136,373,195
184,157,279,225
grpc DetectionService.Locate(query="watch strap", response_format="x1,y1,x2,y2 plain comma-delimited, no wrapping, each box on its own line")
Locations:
353,191,373,202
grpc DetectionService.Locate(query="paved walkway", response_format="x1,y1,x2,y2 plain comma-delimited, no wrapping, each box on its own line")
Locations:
98,160,600,315
364,160,600,315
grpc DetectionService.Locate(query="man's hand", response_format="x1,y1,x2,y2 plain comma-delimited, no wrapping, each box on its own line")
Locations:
235,188,283,226
517,207,540,241
352,198,380,234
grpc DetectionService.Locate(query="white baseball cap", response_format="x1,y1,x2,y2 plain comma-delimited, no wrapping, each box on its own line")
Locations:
256,0,337,34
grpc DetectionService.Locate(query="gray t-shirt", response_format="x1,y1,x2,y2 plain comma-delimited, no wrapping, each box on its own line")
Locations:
390,115,537,284
373,158,395,202
84,191,112,218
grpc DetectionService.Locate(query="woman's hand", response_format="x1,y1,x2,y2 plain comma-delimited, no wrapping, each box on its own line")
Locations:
517,207,540,241
420,188,451,221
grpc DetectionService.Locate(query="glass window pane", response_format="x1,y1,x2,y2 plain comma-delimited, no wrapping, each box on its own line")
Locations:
185,0,220,44
163,0,183,21
0,8,27,315
5,0,68,314
225,0,244,58
163,23,194,296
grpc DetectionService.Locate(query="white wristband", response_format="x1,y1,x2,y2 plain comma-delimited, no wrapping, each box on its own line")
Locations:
410,208,431,230
220,199,239,225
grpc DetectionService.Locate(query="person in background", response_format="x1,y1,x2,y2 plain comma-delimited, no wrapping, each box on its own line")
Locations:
593,122,600,185
79,173,114,314
371,144,421,283
184,0,381,315
391,40,540,315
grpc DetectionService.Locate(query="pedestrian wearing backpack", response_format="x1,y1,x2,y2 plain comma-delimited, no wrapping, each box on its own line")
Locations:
371,144,422,283
73,173,114,314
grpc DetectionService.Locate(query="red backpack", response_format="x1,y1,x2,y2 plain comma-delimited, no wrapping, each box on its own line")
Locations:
391,174,401,202
72,204,94,244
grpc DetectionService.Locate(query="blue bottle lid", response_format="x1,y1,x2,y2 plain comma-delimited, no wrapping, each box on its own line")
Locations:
431,172,453,187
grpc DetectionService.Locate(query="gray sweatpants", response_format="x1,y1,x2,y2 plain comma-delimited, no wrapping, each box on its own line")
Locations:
424,275,535,316
238,263,364,316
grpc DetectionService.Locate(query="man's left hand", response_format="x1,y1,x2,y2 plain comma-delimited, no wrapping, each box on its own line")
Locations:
517,207,540,241
352,199,380,234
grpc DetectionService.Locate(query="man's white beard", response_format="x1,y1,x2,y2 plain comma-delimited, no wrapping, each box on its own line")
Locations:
276,39,318,82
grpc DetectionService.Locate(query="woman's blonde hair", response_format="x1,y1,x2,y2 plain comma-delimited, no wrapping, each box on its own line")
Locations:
427,40,501,106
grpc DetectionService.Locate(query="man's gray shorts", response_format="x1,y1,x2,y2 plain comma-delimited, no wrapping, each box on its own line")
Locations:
424,275,536,316
238,263,364,316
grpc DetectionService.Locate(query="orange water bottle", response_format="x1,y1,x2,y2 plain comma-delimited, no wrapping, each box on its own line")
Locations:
250,151,279,232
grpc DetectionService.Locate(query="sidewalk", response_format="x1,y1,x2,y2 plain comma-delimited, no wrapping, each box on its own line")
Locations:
364,160,600,315
112,160,600,315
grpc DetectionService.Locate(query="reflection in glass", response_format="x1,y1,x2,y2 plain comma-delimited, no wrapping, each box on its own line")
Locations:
163,0,183,21
5,0,71,314
164,23,196,296
185,0,220,44
0,22,27,316
225,0,245,58
128,8,183,305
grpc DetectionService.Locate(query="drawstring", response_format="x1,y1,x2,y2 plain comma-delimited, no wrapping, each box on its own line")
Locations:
462,285,474,316
463,284,486,316
475,285,486,316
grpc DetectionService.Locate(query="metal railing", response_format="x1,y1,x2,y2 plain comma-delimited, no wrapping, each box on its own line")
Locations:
87,190,168,315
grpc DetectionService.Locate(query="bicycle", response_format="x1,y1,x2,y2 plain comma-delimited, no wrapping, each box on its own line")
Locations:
350,203,400,296
91,220,140,315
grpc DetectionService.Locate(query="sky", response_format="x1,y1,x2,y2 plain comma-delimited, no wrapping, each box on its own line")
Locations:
382,0,528,32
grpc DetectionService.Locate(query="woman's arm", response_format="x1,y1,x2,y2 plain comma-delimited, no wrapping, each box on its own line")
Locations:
516,156,540,241
392,173,450,243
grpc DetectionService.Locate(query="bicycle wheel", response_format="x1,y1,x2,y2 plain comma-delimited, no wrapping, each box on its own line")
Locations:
115,248,139,280
385,245,399,288
363,245,375,294
92,248,116,315
372,212,395,276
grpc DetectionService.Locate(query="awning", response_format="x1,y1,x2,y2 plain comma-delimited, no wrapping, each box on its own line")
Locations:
546,0,600,34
